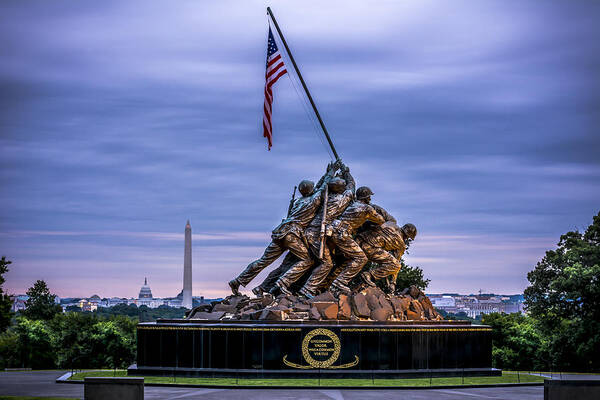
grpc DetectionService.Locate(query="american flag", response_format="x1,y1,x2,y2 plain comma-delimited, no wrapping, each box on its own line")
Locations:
263,27,287,150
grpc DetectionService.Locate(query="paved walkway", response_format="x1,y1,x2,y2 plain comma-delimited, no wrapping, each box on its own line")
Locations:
144,387,545,400
0,370,549,400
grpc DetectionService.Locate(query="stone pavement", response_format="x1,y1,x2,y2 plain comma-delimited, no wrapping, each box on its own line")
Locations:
0,370,550,399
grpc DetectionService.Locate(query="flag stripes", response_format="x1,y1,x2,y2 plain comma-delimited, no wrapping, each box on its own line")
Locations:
263,27,287,150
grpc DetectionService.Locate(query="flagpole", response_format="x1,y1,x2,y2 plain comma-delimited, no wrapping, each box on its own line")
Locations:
267,7,340,161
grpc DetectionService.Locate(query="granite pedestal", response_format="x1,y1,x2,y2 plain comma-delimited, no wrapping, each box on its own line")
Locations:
128,319,498,378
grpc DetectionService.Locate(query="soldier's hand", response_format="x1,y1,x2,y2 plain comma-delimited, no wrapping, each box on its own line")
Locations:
387,276,396,293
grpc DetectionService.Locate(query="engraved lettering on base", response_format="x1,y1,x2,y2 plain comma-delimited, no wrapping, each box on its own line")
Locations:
283,328,359,369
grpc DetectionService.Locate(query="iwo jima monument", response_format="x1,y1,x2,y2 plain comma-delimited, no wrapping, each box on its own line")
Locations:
130,8,497,378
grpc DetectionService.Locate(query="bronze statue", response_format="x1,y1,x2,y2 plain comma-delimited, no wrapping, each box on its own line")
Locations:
228,161,420,301
228,162,339,295
359,222,417,292
320,186,386,295
275,165,355,296
370,203,396,224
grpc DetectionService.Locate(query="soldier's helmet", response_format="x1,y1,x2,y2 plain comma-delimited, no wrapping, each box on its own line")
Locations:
298,180,315,196
328,177,346,194
356,186,374,200
401,223,417,240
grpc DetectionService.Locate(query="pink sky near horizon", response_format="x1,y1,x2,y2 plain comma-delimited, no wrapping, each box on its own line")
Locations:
4,229,556,298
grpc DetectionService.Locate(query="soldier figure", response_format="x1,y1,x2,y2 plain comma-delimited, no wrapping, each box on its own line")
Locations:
370,203,396,224
360,223,418,292
324,186,386,294
228,162,339,295
251,252,297,296
275,165,355,296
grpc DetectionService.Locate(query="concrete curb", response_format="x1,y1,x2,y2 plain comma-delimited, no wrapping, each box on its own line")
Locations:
58,377,544,390
56,371,74,382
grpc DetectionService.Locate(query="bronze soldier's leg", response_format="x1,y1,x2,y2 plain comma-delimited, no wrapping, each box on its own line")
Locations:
298,239,333,296
330,235,368,290
235,241,285,287
367,246,402,280
359,242,402,291
275,235,314,290
256,253,298,294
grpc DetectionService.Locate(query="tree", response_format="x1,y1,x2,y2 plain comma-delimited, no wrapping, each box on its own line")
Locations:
50,312,98,369
0,257,13,332
93,303,187,321
393,240,430,291
482,313,546,371
0,330,19,368
98,303,139,318
524,211,600,371
395,262,430,291
22,280,62,320
440,310,478,322
90,317,136,370
13,317,55,369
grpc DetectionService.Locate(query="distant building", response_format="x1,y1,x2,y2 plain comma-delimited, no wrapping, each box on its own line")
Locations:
106,297,128,307
78,299,98,312
136,278,166,308
432,296,455,308
428,292,525,318
60,275,204,311
10,295,28,312
138,278,153,299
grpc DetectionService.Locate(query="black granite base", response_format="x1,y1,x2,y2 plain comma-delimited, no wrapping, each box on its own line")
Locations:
129,319,499,378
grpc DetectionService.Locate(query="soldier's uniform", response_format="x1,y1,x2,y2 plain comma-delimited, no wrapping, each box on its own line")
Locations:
357,222,406,280
255,252,297,293
371,203,396,224
326,201,386,290
277,170,356,291
233,170,333,288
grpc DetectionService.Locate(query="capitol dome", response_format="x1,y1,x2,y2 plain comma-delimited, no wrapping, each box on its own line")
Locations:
138,277,153,299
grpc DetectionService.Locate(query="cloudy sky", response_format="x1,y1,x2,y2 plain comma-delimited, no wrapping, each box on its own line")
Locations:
1,0,599,298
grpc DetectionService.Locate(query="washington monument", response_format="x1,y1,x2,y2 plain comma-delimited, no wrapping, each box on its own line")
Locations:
183,220,192,309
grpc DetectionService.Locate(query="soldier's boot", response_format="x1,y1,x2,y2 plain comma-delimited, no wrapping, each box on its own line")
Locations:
252,286,264,298
298,287,316,299
361,271,376,287
330,280,352,295
268,285,280,296
275,280,293,296
228,279,241,296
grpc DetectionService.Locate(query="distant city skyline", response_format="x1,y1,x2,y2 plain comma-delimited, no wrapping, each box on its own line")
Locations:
5,272,538,300
2,1,599,297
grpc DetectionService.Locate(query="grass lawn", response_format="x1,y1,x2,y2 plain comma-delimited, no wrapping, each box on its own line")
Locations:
69,370,544,387
0,397,77,400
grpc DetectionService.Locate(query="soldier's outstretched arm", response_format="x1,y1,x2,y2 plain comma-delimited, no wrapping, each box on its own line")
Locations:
315,161,338,191
341,165,356,194
369,211,386,226
372,203,397,223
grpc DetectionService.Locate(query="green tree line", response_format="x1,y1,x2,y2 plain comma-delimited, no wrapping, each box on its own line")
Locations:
0,312,136,370
94,303,187,321
483,211,600,372
0,264,137,370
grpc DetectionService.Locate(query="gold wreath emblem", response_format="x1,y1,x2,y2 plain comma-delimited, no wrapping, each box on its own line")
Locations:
302,328,340,368
282,328,359,369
